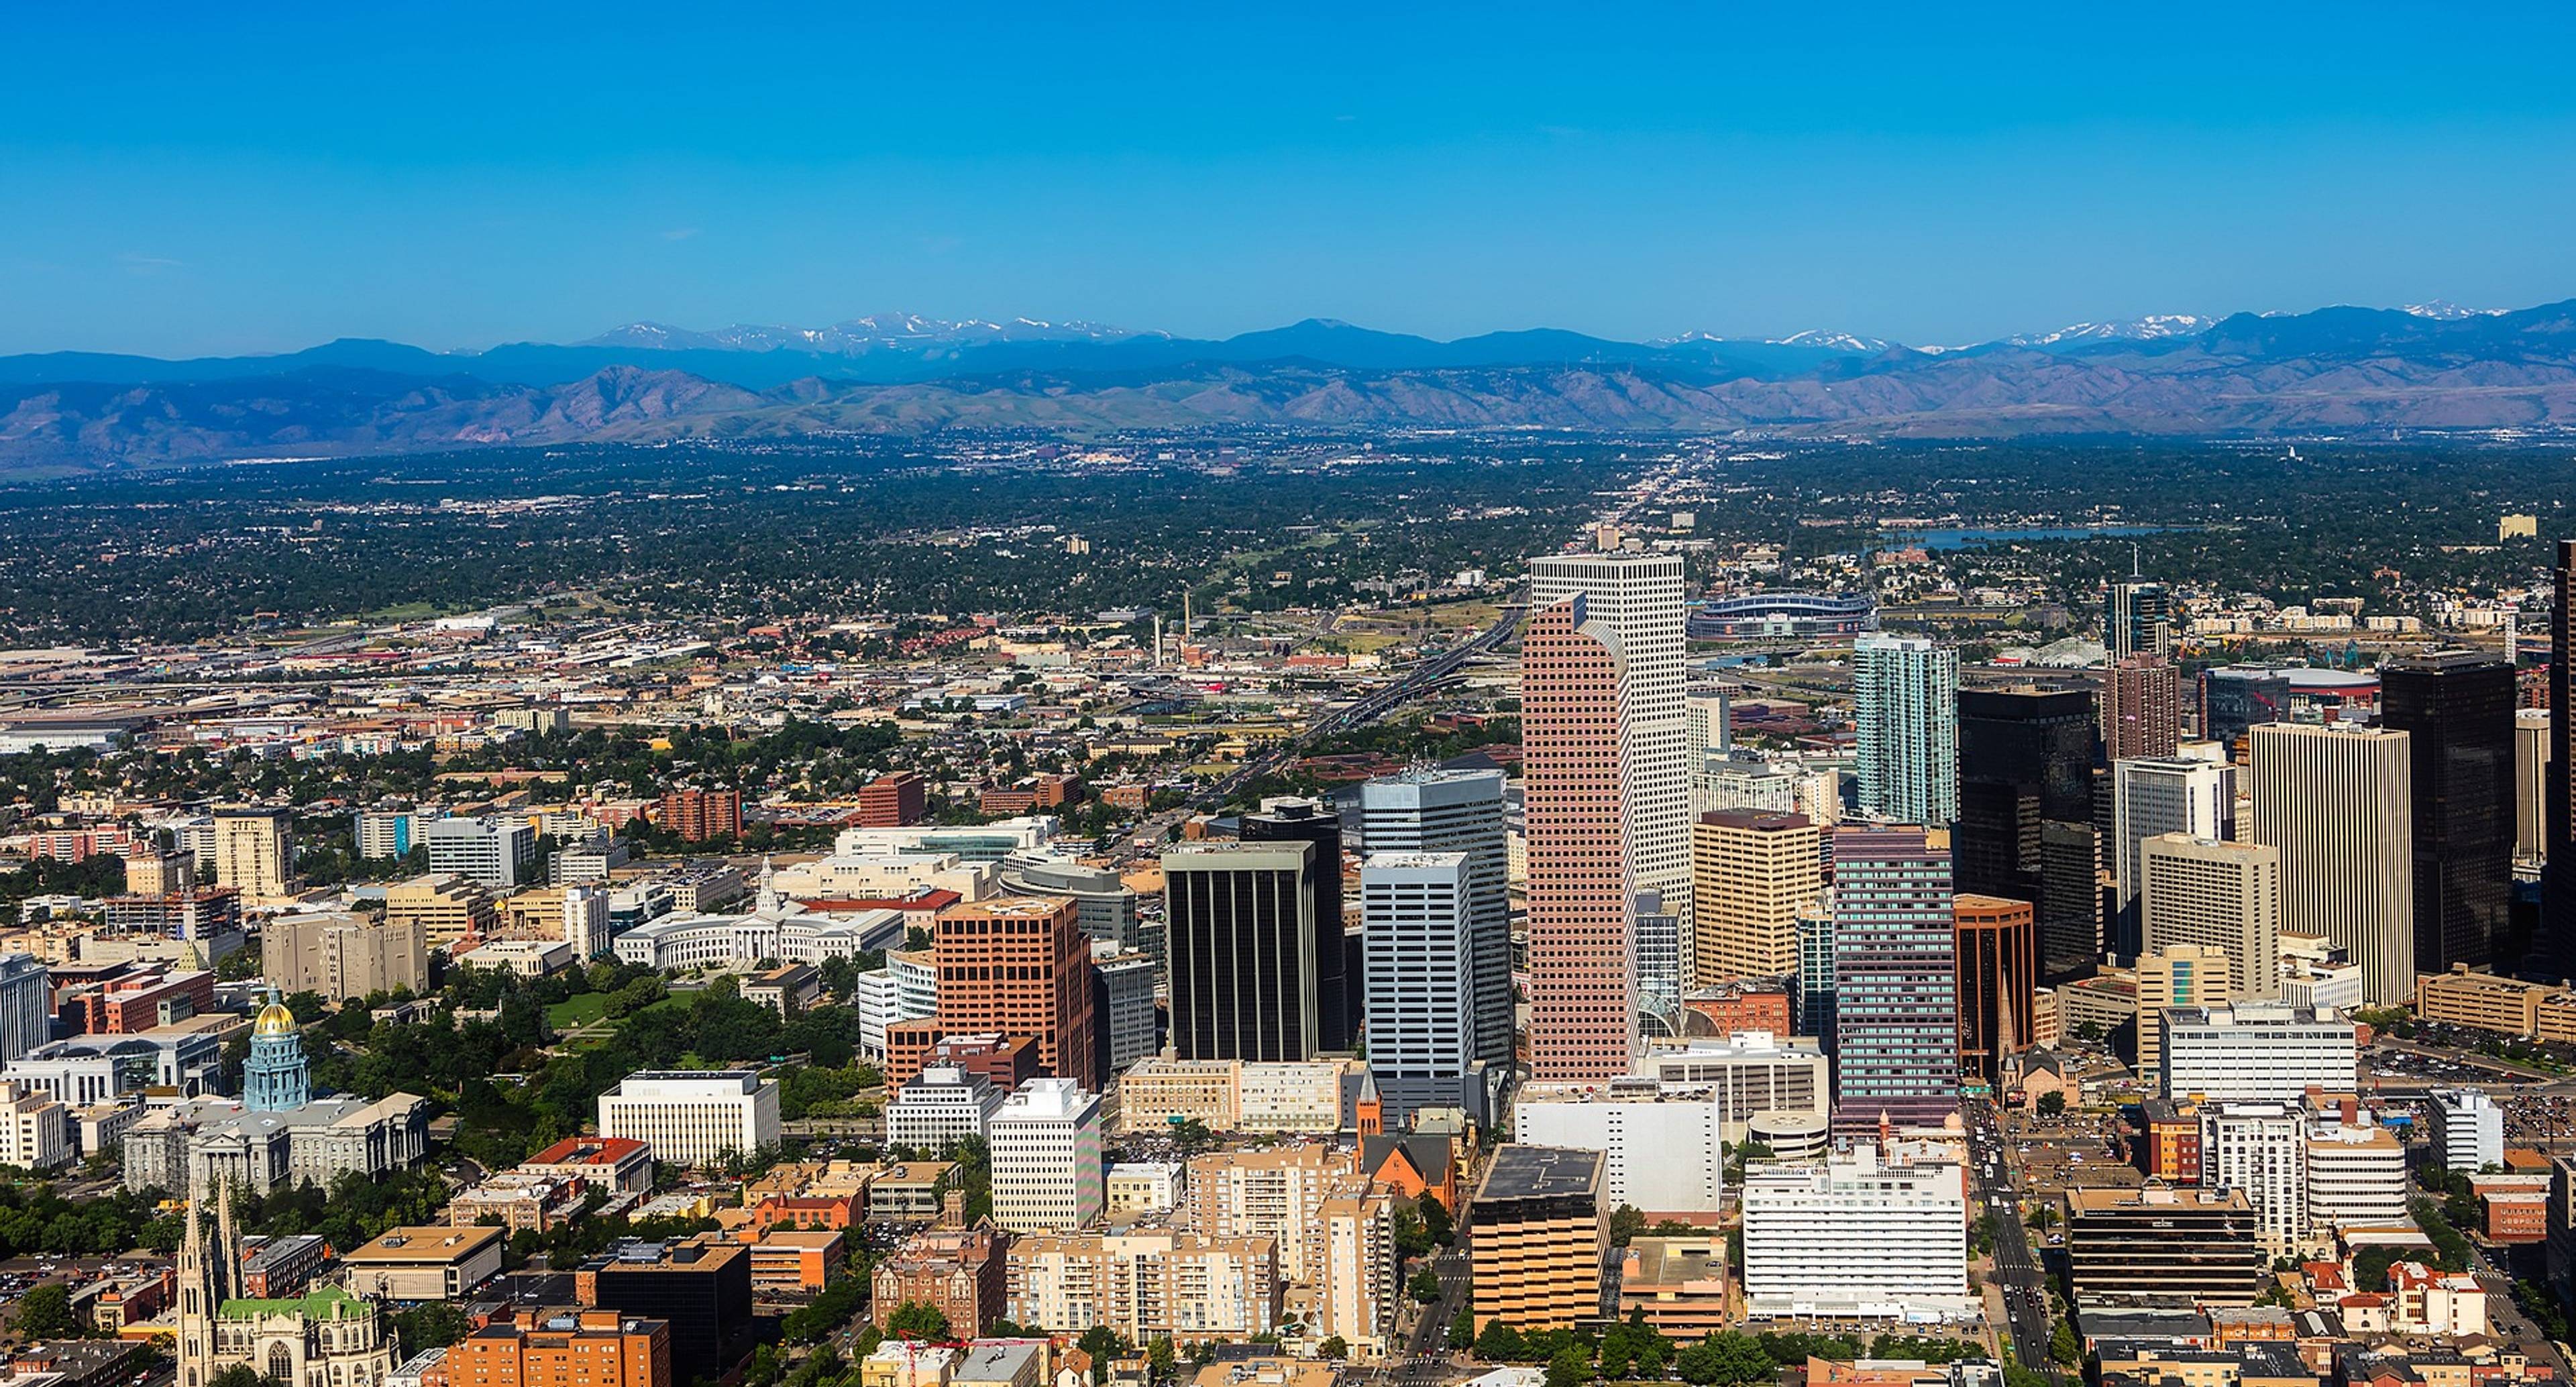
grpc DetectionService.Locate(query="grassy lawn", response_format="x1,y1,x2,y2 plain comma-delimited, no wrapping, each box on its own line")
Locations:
545,993,612,1029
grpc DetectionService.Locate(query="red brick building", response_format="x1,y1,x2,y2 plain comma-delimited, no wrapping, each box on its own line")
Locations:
857,773,929,829
654,787,742,841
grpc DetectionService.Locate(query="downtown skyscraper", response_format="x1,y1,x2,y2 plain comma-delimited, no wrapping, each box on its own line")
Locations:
1521,593,1636,1081
2249,722,2414,1004
2106,575,2174,662
2379,650,2514,975
1528,552,1689,918
1359,767,1513,1071
2554,539,2576,975
1853,634,1959,828
1831,827,1960,1133
1955,685,2100,981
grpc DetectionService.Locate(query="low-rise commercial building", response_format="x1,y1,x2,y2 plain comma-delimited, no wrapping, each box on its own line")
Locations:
341,1225,506,1300
2162,1005,2356,1103
596,1070,780,1168
2067,1186,2265,1306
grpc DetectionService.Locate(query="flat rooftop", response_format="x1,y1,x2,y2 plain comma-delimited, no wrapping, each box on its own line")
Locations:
1479,1144,1603,1203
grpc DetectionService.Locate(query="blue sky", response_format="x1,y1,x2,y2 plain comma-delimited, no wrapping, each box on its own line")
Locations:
6,3,2575,356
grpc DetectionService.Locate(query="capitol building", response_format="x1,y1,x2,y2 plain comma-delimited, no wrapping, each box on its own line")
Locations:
123,991,428,1199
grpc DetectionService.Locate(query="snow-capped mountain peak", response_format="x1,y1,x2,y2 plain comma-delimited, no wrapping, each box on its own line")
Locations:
2402,300,2506,321
2006,314,2214,347
1774,329,1895,352
579,314,1157,355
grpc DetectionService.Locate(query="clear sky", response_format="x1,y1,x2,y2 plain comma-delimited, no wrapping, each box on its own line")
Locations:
7,3,2576,357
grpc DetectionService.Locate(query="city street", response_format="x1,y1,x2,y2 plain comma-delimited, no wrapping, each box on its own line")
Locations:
1969,1101,2061,1386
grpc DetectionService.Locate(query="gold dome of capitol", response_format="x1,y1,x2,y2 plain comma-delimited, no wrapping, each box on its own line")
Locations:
253,1000,297,1036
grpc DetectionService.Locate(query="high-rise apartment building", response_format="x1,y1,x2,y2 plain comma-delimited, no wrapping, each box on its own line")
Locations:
1853,636,1960,828
1360,852,1477,1123
2100,656,2185,762
212,808,295,902
1795,911,1835,1040
988,1077,1104,1234
1955,685,2100,981
2198,1101,2308,1257
2379,650,2514,975
1953,894,2036,1083
2106,576,2174,662
2249,723,2415,1003
926,895,1099,1087
1830,828,1958,1133
655,787,743,841
1527,554,1688,922
2135,943,2234,1084
1164,842,1324,1063
1521,594,1636,1081
1240,798,1355,1052
1360,769,1513,1069
1688,810,1821,984
2139,835,2282,1000
1740,1145,1972,1321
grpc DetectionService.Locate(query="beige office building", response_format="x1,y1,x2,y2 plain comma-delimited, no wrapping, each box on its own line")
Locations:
2135,944,2234,1085
2139,834,2282,1000
262,911,427,1000
2249,724,2413,1004
384,875,499,948
1688,810,1821,983
213,808,297,902
2520,709,2552,865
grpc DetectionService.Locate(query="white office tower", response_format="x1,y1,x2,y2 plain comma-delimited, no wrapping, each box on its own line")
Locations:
885,1065,1007,1150
1739,1144,1972,1321
2199,1103,2308,1256
2161,1004,2357,1103
2113,757,2235,909
595,1069,781,1167
562,886,611,958
1360,769,1513,1071
2139,834,2283,1000
1528,552,1690,917
1851,636,1960,827
2305,1117,2407,1233
2249,723,2414,1004
1686,685,1731,759
1360,852,1478,1124
2428,1089,2506,1172
989,1077,1105,1234
0,954,47,1063
425,815,536,890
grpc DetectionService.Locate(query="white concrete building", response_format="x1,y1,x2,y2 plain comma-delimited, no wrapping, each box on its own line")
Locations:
884,1066,1006,1150
595,1069,780,1168
2162,1004,2357,1103
2199,1102,2309,1256
1513,1078,1727,1213
0,1081,70,1170
2278,934,2365,1011
2428,1089,2507,1173
1633,1032,1832,1137
989,1077,1104,1234
1739,1146,1972,1321
2306,1120,2408,1231
425,816,536,891
2114,758,2235,909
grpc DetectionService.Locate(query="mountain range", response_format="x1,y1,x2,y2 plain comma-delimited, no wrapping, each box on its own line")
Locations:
5,299,2575,469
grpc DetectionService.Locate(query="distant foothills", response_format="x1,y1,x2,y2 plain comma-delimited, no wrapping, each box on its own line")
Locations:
5,297,2576,468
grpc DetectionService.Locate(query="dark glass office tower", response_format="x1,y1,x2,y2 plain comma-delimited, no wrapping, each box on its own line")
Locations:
2546,543,2576,977
2381,649,2515,974
1240,797,1354,1050
1956,685,2102,983
1164,838,1324,1060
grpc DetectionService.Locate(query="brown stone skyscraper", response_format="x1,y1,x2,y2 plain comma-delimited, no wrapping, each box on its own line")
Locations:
2101,655,2184,762
932,895,1099,1087
1521,594,1635,1081
1953,893,2035,1083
